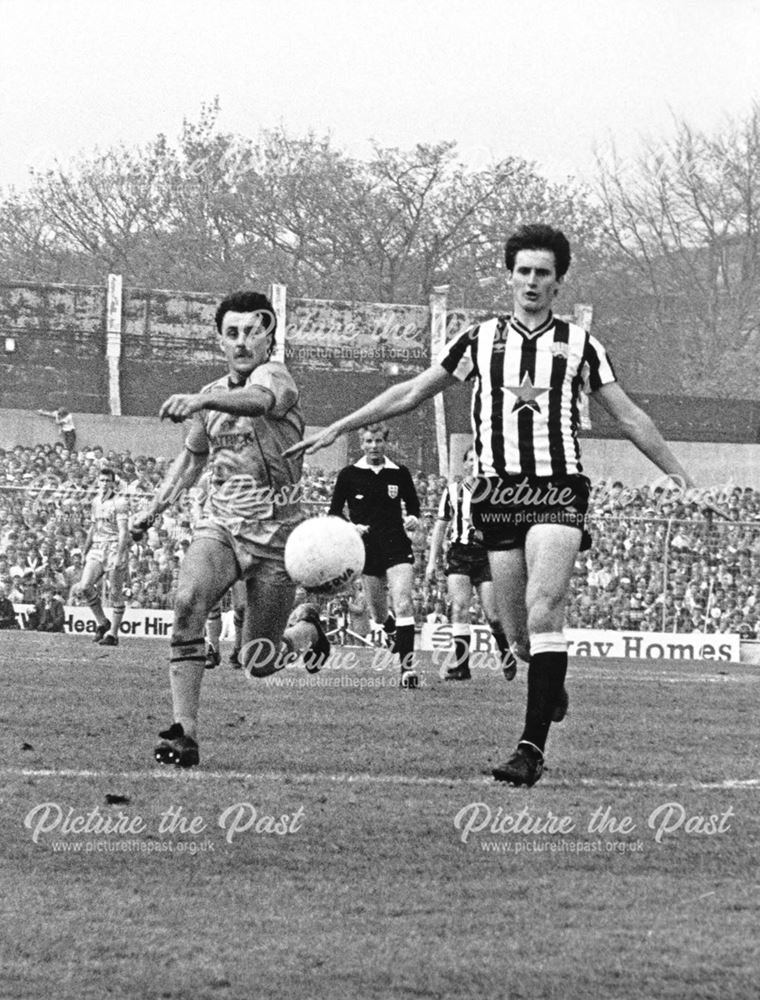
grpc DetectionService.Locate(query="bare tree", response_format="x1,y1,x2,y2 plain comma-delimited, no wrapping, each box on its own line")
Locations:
595,104,760,394
0,103,604,307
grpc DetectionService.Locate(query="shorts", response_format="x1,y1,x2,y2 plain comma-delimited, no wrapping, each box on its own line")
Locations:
445,542,492,586
85,541,126,599
193,518,294,588
88,540,125,574
471,474,593,552
362,531,414,578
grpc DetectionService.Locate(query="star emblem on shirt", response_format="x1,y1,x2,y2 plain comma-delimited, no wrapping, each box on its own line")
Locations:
506,373,549,413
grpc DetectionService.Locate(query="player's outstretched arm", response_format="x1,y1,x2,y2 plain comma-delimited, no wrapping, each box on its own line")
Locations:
159,386,275,422
425,518,447,584
129,448,207,538
285,366,457,457
592,383,696,489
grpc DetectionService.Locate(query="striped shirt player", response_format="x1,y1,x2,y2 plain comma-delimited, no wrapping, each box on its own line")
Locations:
438,312,617,549
425,450,517,681
435,478,490,584
287,223,696,786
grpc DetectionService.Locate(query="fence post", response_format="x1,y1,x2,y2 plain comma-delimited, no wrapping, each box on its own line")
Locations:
269,283,287,363
661,517,674,631
106,274,123,416
429,287,449,476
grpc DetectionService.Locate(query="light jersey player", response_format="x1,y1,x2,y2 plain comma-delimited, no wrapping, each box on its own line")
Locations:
129,291,330,769
72,466,130,646
425,446,518,682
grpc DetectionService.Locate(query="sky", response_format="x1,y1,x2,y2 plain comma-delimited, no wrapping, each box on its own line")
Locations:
1,0,760,190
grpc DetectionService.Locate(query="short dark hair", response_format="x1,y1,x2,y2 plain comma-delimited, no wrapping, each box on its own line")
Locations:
98,466,116,480
504,224,572,279
215,291,277,349
362,423,390,441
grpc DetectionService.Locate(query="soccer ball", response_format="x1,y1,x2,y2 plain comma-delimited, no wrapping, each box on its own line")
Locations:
285,516,365,594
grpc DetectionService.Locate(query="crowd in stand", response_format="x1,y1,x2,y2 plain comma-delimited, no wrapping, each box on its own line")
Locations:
1,440,759,639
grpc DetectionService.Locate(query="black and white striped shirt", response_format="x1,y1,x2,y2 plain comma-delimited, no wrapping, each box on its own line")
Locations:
438,313,616,478
436,480,478,546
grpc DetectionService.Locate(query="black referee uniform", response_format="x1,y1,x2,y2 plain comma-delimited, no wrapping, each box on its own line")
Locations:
329,456,420,576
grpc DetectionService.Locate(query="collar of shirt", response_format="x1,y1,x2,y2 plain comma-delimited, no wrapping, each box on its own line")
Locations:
507,311,555,340
354,456,400,473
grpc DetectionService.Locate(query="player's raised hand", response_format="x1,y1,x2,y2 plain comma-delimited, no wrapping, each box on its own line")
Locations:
159,393,202,423
679,485,731,521
128,507,154,542
283,425,342,457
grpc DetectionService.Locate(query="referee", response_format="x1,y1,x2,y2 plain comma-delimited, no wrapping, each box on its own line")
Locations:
329,423,421,687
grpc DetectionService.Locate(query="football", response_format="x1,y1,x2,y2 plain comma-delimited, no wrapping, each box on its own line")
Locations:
284,516,365,594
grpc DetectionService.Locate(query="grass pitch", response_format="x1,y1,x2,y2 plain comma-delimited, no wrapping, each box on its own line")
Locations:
1,631,758,1000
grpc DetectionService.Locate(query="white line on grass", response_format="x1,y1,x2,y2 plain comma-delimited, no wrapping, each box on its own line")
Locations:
4,767,759,791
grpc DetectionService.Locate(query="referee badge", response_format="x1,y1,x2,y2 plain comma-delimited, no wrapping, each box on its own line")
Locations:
387,484,399,499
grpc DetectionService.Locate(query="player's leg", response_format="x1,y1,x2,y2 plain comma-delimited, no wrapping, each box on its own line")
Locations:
386,561,416,683
73,556,110,641
238,569,296,677
156,537,238,767
442,573,473,680
477,579,518,681
98,561,127,646
486,548,529,662
522,523,580,725
205,602,223,668
229,580,246,668
240,558,330,678
362,573,394,644
492,525,581,785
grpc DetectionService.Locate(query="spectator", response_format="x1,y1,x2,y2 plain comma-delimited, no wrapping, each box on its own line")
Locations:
30,586,66,632
0,582,19,629
37,408,77,451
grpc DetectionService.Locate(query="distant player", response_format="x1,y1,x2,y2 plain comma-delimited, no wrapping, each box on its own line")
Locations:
205,579,246,669
129,290,330,768
72,466,129,645
37,407,76,451
425,446,517,681
328,423,421,687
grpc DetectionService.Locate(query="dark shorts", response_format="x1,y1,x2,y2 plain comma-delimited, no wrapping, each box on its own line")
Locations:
445,542,492,586
362,531,414,578
471,474,593,552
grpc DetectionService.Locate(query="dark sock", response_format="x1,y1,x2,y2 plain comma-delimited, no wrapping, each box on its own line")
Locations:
519,650,568,753
395,623,415,671
490,625,516,665
453,633,470,672
383,613,396,635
